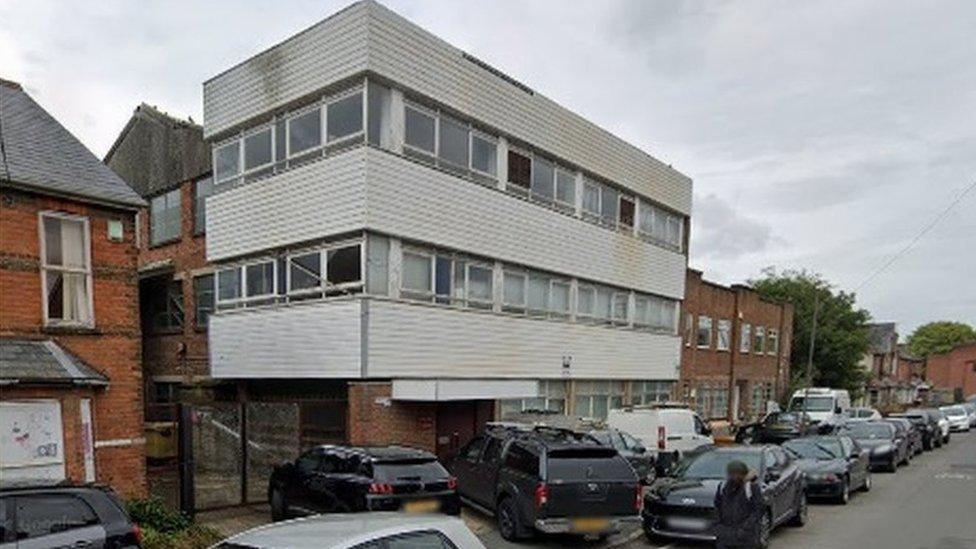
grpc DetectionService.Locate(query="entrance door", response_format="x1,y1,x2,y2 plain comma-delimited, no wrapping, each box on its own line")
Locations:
435,401,493,463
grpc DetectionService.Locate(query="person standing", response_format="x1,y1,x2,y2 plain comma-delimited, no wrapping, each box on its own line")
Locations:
713,460,765,548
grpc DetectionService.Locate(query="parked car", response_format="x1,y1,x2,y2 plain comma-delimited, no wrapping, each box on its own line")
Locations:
606,407,714,470
848,407,882,422
451,424,641,541
753,411,817,444
642,445,807,547
787,388,851,428
882,417,923,456
877,419,912,465
934,409,952,444
963,402,976,428
588,427,656,483
0,484,142,549
268,445,460,521
782,435,871,504
217,512,485,548
894,409,942,450
838,422,905,472
939,405,971,432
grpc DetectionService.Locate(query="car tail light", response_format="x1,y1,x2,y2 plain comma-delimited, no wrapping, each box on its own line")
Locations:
132,523,143,545
369,482,394,495
447,476,458,491
534,483,549,509
635,484,644,512
657,425,667,450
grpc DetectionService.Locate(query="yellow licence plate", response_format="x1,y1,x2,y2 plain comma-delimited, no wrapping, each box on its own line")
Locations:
403,499,440,514
572,518,610,533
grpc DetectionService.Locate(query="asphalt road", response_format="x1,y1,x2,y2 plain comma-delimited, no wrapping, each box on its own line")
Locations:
466,430,976,549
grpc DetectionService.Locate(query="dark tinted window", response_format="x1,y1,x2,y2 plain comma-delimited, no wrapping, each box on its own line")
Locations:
296,450,321,475
459,437,485,462
372,460,449,482
546,448,633,480
504,443,539,477
0,497,13,543
483,438,504,466
507,151,531,189
675,451,763,480
15,495,98,539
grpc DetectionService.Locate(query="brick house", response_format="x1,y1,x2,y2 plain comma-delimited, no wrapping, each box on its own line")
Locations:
925,343,976,403
0,78,146,497
679,268,794,422
860,323,919,408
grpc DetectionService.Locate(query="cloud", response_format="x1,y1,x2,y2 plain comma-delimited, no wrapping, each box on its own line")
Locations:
690,193,778,260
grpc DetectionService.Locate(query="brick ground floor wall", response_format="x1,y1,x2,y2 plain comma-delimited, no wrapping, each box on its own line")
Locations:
347,382,437,453
0,385,146,498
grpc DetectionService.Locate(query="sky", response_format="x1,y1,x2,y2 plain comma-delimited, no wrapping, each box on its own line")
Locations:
1,0,973,336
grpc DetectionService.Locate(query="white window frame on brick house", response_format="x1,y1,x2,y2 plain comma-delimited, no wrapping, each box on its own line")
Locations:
754,325,766,354
716,319,732,351
500,380,568,416
39,211,94,328
740,323,752,353
685,313,693,346
767,328,779,355
697,315,713,349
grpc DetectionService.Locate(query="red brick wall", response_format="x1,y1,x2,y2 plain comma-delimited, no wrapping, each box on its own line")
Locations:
0,187,146,498
926,344,976,399
347,382,437,452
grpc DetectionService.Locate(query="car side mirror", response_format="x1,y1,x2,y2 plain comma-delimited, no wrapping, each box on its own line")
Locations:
633,444,647,454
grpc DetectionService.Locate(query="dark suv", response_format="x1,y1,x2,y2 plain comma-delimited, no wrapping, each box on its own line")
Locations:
893,410,941,450
451,424,641,541
0,484,141,548
268,445,460,521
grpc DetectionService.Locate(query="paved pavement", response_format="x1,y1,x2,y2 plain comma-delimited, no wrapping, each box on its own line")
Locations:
623,429,976,549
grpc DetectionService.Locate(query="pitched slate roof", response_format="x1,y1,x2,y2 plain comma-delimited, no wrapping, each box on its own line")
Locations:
0,338,108,386
0,78,144,208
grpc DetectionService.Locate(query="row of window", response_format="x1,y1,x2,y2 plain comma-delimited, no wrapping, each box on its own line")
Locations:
686,314,781,355
211,80,686,254
148,177,213,246
498,380,675,420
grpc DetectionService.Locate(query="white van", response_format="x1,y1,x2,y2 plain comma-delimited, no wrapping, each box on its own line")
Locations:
787,388,851,426
606,407,714,459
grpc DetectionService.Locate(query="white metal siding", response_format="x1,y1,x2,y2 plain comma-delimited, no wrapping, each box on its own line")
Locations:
206,150,366,261
202,1,692,214
364,149,686,298
209,300,362,378
368,300,680,380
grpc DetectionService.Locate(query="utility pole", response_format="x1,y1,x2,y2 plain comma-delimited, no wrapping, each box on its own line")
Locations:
802,292,820,422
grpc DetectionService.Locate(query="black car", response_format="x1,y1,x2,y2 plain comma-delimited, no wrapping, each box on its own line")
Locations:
782,436,871,504
451,424,641,541
895,409,941,450
753,411,817,444
268,445,460,521
878,418,914,465
838,422,905,472
588,428,655,483
642,445,807,548
0,484,142,548
883,417,923,456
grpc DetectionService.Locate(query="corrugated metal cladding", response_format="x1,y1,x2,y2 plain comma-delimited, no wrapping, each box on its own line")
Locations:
209,300,363,378
205,148,685,298
202,0,692,215
209,297,681,380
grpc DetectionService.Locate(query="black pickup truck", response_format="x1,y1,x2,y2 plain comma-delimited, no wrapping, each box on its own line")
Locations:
450,424,642,541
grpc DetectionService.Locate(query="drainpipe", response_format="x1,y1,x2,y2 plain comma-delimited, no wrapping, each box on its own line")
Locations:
727,290,739,423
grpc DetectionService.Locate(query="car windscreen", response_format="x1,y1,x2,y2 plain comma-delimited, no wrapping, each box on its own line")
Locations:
942,406,966,417
783,438,842,460
546,448,633,480
765,412,802,425
674,451,763,480
842,423,894,439
789,396,835,412
372,459,448,481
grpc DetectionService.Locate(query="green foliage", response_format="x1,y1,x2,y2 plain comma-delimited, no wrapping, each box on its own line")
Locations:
139,524,223,549
906,321,976,358
750,268,872,398
125,496,190,534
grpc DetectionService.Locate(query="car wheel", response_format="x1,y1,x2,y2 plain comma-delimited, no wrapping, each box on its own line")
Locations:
758,510,772,549
497,497,524,541
789,493,808,526
888,458,898,473
861,472,872,492
837,478,850,505
270,487,288,522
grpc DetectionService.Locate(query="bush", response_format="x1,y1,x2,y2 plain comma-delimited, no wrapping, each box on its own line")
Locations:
125,496,191,534
140,524,223,549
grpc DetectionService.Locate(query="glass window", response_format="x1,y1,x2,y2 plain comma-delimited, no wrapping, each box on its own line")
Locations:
438,116,469,168
366,234,390,295
327,245,362,286
214,140,240,183
754,326,766,354
289,252,321,292
150,188,181,245
467,264,493,308
667,214,683,247
327,92,363,142
367,82,393,148
601,186,619,228
595,287,613,323
217,268,241,302
194,178,213,235
504,443,539,476
619,196,635,228
550,281,570,315
194,274,214,329
530,156,554,202
244,128,272,170
526,275,549,315
471,134,497,175
685,313,694,346
41,215,91,325
612,292,629,323
555,169,575,207
288,108,322,155
634,296,650,327
697,316,712,348
503,271,526,310
275,119,286,162
741,323,752,353
717,319,732,351
583,179,601,217
507,150,531,190
577,285,595,318
405,105,436,153
768,329,779,354
402,252,433,296
434,256,455,304
14,495,97,540
245,262,275,297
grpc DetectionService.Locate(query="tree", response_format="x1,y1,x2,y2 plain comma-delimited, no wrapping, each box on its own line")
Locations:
906,321,976,358
749,268,872,398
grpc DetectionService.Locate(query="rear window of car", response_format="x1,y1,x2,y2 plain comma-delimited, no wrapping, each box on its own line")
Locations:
13,494,99,540
842,422,895,439
545,448,633,480
371,460,448,481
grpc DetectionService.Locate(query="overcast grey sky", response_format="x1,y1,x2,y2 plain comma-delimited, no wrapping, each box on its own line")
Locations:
2,0,973,336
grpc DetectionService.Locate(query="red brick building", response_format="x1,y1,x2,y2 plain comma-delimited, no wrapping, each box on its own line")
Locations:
0,78,146,497
925,343,976,402
680,269,794,422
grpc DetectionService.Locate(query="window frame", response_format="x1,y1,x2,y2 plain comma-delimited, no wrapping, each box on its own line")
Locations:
740,322,752,354
767,328,779,355
754,325,766,354
403,99,499,181
324,86,366,147
716,319,732,351
149,188,182,246
193,177,214,236
285,240,366,299
696,315,713,349
39,211,94,328
215,257,279,309
242,124,275,174
193,274,215,329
